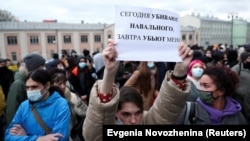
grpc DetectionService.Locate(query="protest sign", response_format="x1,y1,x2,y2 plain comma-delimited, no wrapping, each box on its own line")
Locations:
115,6,181,62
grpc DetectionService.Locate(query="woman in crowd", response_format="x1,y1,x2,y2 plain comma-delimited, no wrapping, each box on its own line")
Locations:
186,59,206,102
177,65,247,125
5,69,70,141
49,68,88,141
124,61,159,110
82,39,193,141
68,55,96,105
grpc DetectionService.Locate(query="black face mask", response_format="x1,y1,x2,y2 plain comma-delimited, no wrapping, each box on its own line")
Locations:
198,90,215,105
243,62,250,70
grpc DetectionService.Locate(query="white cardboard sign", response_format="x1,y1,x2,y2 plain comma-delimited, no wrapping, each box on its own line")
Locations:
115,6,181,62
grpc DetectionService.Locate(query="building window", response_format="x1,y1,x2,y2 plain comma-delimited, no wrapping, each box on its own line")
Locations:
94,35,101,42
189,35,192,40
182,35,186,40
11,52,17,62
108,34,111,39
64,35,71,43
47,36,56,44
81,35,88,43
7,36,18,45
30,36,39,44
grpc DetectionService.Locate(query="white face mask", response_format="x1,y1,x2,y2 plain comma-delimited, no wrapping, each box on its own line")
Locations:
147,62,155,69
27,89,43,102
57,66,64,70
78,62,86,68
191,67,204,78
115,117,124,125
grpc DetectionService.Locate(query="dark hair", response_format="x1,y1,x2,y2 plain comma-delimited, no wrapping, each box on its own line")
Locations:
48,68,67,84
66,56,77,71
211,51,225,65
53,53,59,59
118,86,143,112
203,65,239,96
26,69,51,85
26,69,64,97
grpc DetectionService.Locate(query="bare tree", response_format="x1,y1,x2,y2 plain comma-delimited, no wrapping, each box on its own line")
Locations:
0,9,18,22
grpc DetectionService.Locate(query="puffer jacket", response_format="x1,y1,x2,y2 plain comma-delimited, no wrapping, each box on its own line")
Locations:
83,71,191,141
5,91,71,141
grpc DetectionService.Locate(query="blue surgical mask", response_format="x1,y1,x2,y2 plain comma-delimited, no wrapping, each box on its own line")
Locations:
198,90,215,105
27,89,43,102
191,67,204,78
79,62,86,68
147,62,155,69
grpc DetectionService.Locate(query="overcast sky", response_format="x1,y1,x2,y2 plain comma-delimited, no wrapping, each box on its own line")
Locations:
1,0,250,24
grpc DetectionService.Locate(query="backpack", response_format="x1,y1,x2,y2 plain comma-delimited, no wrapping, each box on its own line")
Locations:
184,101,196,125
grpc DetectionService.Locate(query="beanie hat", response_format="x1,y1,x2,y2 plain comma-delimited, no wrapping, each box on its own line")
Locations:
23,53,46,72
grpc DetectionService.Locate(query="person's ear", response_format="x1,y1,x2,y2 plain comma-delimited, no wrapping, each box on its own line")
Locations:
45,82,50,89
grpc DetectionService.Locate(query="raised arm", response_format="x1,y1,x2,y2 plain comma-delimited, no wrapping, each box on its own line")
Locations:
100,39,119,94
82,39,120,141
143,42,193,124
173,42,193,80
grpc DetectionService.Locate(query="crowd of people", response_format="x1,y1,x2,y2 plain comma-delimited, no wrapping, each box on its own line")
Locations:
0,41,250,141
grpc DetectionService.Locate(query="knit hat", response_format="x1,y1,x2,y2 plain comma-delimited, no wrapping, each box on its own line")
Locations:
23,53,46,72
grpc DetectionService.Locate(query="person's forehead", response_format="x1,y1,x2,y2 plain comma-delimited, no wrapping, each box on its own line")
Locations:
26,78,41,86
199,75,213,83
119,102,141,113
79,58,86,61
192,63,203,67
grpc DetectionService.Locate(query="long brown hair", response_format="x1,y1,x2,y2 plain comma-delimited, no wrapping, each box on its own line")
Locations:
137,61,158,96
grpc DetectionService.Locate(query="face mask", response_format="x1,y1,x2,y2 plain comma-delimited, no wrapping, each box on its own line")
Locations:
79,62,86,68
57,66,64,70
116,117,124,125
72,53,76,56
198,90,216,105
27,89,43,102
244,62,250,70
191,67,203,78
147,62,155,69
206,54,211,58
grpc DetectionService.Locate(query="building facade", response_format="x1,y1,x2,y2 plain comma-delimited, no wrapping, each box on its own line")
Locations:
180,14,250,48
1,15,250,62
0,22,114,62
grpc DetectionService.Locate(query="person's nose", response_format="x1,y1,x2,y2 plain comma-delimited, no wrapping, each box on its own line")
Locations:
130,115,137,124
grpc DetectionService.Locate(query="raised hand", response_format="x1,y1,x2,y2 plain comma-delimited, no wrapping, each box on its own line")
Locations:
102,39,119,73
174,42,193,77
